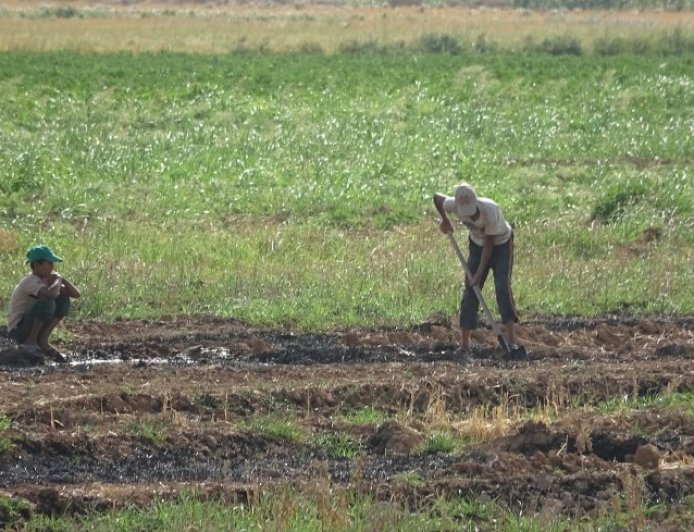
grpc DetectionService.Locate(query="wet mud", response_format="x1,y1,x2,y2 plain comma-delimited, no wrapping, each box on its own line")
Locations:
1,315,694,523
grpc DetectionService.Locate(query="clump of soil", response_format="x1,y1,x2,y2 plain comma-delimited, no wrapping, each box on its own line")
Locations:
367,421,425,455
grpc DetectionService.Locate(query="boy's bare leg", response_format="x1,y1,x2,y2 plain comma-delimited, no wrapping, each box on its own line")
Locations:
22,319,45,348
37,317,63,352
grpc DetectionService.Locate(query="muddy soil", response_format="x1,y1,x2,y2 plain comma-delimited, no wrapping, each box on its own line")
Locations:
1,315,694,524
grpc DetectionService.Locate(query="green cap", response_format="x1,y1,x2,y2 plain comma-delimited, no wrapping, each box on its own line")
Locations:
26,245,63,264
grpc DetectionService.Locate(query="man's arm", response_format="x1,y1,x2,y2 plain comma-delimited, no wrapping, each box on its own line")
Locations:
471,235,494,287
433,193,454,234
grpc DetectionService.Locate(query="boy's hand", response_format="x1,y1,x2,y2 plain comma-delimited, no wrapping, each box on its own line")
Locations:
46,273,63,285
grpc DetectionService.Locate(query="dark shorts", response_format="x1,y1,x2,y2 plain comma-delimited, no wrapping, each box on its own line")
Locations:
8,294,71,344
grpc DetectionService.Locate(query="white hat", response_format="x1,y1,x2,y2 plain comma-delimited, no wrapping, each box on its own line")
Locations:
454,183,477,217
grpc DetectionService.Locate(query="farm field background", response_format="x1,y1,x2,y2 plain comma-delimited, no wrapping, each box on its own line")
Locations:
1,2,694,530
1,51,693,326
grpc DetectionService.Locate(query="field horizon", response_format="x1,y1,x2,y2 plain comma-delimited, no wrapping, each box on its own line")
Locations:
2,1,694,54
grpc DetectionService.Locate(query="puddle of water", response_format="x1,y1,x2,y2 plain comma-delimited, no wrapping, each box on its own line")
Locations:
67,346,234,368
68,357,176,367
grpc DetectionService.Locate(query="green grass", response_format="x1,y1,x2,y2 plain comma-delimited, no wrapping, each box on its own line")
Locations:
240,414,306,442
0,496,31,528
392,471,425,486
125,417,168,446
0,416,15,455
0,436,14,455
313,432,361,458
339,406,389,425
419,431,460,454
0,51,692,328
594,390,694,417
16,488,693,532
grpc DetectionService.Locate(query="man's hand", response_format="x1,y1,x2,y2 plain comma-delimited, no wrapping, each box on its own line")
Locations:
470,271,482,287
439,219,453,234
433,193,453,234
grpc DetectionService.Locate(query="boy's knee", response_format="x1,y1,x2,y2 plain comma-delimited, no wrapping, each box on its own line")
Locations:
54,294,71,319
33,297,57,321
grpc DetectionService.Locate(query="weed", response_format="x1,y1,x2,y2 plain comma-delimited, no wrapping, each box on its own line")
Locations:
338,39,383,54
392,471,424,487
594,390,694,417
126,417,168,446
241,414,305,442
419,431,457,454
313,432,360,459
0,437,15,455
0,416,15,455
120,385,135,398
592,177,652,223
340,406,388,425
0,496,31,528
14,482,684,530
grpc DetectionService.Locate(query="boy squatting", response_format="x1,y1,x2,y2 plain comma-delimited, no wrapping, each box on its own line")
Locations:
7,245,80,363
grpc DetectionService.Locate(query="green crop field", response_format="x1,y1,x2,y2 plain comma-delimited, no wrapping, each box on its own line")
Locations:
1,49,692,327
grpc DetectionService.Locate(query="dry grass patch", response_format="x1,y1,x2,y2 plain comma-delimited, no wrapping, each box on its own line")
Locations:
410,386,561,445
1,6,693,53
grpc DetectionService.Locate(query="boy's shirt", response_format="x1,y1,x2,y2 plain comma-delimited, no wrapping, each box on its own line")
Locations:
443,196,512,246
7,274,45,331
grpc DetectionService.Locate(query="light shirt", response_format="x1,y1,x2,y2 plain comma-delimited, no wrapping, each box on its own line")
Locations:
7,274,45,331
443,196,512,246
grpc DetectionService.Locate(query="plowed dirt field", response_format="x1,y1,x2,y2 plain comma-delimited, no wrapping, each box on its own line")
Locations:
1,316,694,524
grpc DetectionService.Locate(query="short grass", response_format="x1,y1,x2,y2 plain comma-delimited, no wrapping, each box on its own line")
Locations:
594,390,694,417
125,417,169,446
19,487,693,531
339,406,389,425
313,431,361,458
0,51,692,328
419,430,460,454
239,413,306,442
